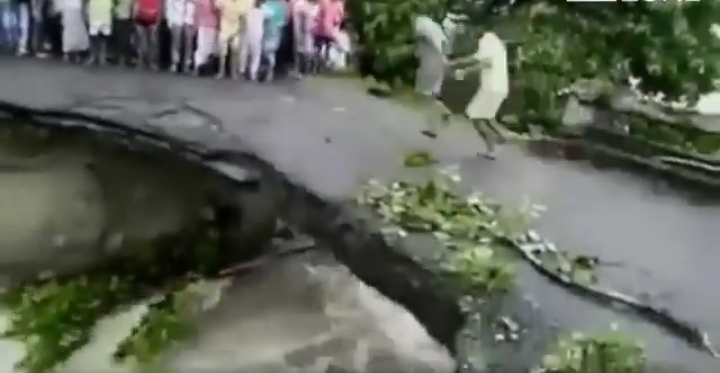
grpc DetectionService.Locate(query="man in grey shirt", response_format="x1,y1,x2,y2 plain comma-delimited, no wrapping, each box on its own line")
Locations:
413,15,452,138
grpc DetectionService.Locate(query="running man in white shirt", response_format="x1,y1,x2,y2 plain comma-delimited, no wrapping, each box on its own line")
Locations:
449,30,509,159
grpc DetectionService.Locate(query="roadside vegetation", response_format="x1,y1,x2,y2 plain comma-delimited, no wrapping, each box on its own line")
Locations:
1,223,228,373
348,0,720,154
347,3,720,367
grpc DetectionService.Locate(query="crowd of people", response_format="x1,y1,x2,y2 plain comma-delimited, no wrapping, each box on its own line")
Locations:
0,0,351,79
0,1,506,157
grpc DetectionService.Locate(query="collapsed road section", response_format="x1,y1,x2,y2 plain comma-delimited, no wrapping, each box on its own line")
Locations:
0,74,481,373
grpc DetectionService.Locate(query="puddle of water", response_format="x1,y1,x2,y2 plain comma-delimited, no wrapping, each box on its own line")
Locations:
0,252,455,373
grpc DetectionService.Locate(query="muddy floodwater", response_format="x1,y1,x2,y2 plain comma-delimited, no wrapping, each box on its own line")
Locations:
0,251,454,373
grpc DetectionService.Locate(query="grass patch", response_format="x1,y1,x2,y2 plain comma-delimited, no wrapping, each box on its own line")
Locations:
538,329,646,373
356,166,532,296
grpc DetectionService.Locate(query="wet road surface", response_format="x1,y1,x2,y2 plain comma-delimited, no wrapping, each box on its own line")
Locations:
0,58,718,372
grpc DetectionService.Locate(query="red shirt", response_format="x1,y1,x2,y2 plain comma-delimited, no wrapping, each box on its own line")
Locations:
194,0,219,28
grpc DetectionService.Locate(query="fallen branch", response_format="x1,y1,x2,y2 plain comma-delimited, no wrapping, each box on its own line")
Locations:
654,155,720,173
217,235,317,278
492,229,720,358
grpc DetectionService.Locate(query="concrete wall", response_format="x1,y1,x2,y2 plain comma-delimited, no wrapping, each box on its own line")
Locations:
0,122,281,287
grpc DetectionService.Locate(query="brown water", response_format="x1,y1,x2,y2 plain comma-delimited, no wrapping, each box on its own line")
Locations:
0,252,455,373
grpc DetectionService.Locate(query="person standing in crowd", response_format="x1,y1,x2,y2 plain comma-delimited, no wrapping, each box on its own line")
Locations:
86,0,113,64
290,0,316,77
192,0,218,75
45,0,61,56
166,0,190,72
327,21,349,71
413,15,451,138
112,0,134,66
58,0,88,61
238,0,263,81
14,0,28,55
180,0,195,72
29,0,46,56
215,0,251,79
260,0,286,81
312,0,342,71
0,0,17,51
272,0,293,76
134,0,162,69
450,30,509,159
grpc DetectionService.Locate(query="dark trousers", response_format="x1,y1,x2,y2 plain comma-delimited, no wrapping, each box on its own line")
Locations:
45,12,60,56
135,21,158,68
112,18,135,64
275,20,294,76
88,34,109,63
29,0,45,54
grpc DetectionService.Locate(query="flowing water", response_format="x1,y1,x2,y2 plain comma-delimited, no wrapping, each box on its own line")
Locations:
0,251,455,373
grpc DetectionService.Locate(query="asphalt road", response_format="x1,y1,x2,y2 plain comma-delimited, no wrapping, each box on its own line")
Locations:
0,57,718,372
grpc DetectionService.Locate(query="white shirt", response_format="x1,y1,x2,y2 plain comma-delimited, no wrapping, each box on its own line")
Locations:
295,0,318,33
184,0,195,25
62,0,82,10
165,0,191,26
245,7,266,43
476,31,508,94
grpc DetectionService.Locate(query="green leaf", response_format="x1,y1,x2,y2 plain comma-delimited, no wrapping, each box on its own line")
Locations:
403,150,437,168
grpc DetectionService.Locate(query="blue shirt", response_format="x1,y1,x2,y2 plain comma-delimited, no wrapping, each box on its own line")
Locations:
261,0,286,41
